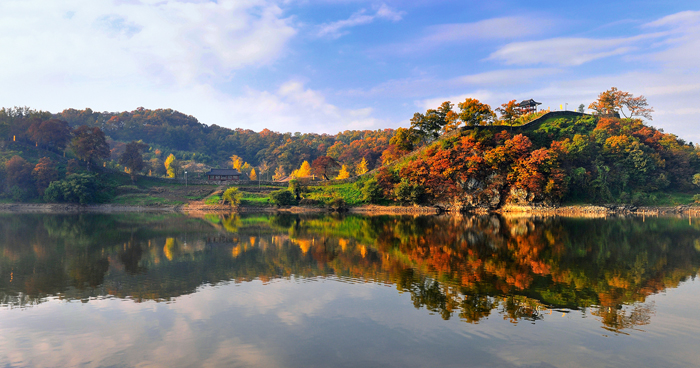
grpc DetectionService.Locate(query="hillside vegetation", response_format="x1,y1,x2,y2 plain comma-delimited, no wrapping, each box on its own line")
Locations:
1,88,699,207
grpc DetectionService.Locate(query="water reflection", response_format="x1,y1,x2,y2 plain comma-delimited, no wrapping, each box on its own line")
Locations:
1,213,699,334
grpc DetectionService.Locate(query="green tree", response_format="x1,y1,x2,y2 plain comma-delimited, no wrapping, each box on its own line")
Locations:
70,126,110,172
390,127,421,151
270,189,295,206
361,178,383,203
410,101,453,141
44,173,101,204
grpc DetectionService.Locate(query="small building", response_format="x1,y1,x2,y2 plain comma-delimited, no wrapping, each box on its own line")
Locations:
206,168,241,181
518,99,542,114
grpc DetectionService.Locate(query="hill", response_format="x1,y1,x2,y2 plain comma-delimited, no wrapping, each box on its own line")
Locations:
1,89,699,208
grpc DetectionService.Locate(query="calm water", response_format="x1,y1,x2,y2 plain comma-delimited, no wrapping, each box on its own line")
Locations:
1,213,700,367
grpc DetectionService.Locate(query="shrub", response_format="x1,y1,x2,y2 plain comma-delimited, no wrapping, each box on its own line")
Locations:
328,197,347,211
299,198,322,207
270,189,295,206
361,178,383,203
693,194,700,204
222,187,242,207
44,173,100,204
394,179,425,205
9,186,31,202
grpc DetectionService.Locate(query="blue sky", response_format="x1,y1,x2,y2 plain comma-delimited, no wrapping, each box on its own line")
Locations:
1,0,699,141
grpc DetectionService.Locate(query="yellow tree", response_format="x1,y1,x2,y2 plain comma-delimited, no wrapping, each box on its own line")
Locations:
250,168,257,180
355,158,368,176
292,161,312,178
230,155,243,171
273,165,286,181
241,162,252,175
336,165,350,179
164,153,177,178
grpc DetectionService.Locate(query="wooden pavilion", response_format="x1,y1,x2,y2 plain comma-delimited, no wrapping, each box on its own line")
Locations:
518,99,542,114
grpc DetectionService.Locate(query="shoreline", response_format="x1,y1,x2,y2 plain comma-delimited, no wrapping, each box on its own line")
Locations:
1,202,699,217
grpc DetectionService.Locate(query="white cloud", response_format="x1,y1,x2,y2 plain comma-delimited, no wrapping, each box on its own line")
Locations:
487,35,664,66
380,16,556,55
316,3,403,39
232,81,386,133
0,0,297,87
423,16,555,44
0,0,390,134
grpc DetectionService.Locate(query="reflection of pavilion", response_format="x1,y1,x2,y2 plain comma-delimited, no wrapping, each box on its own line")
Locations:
518,99,542,114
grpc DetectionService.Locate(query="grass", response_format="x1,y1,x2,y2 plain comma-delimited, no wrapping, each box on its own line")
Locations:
204,195,221,205
240,192,272,206
644,192,698,206
306,182,364,205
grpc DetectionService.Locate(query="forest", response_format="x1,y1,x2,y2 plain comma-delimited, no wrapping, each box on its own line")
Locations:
0,87,699,207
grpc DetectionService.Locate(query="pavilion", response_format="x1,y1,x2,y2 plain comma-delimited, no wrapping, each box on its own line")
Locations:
518,99,542,114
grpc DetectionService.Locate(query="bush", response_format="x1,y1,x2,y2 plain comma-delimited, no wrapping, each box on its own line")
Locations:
9,185,32,202
693,194,700,204
288,179,307,201
222,187,242,207
299,198,322,207
270,189,295,206
44,173,101,204
360,178,383,203
328,197,347,211
394,179,425,205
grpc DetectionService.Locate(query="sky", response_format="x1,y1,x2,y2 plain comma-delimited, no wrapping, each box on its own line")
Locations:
1,0,699,140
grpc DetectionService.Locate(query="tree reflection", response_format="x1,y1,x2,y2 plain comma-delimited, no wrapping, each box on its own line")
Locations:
0,212,698,333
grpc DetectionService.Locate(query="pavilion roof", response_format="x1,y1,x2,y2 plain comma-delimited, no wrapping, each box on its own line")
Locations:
518,99,542,107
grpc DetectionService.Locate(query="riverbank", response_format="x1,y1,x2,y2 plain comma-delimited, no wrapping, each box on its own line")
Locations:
2,202,700,216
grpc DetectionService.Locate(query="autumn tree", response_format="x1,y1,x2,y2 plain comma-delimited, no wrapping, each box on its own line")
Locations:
164,153,179,178
496,100,521,125
455,98,495,128
588,87,654,120
258,161,270,181
355,157,369,176
311,156,340,180
70,126,110,171
410,101,454,141
230,155,243,171
27,119,72,151
291,160,312,178
336,165,350,179
250,168,257,180
32,157,59,196
273,165,286,181
5,155,34,188
118,141,148,182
